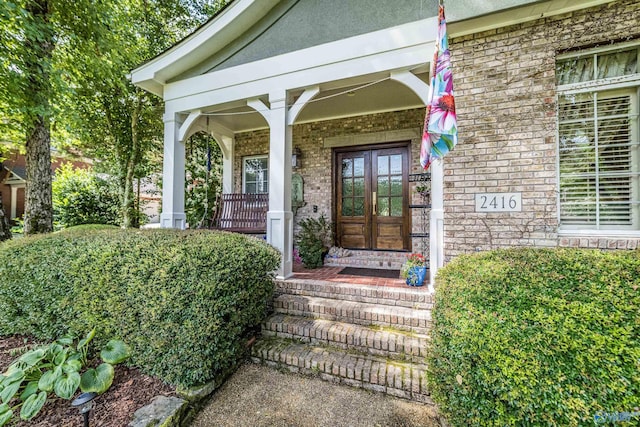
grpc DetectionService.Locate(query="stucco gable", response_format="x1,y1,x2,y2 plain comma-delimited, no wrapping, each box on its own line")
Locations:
171,0,438,81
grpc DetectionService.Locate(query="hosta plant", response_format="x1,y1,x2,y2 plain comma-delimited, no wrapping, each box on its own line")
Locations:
0,330,130,425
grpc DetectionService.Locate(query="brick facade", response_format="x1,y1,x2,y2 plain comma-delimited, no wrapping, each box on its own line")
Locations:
232,0,640,259
447,0,640,257
234,109,429,252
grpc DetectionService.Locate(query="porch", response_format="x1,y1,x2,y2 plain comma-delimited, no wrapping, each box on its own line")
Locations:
130,0,446,288
291,263,430,290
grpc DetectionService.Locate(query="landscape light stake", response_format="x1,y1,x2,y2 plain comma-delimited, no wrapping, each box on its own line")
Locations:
71,392,98,427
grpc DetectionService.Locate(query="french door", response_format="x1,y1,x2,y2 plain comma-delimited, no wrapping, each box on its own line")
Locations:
335,144,410,250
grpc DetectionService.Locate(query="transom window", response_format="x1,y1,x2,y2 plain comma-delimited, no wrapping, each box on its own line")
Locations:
242,155,268,194
556,43,640,231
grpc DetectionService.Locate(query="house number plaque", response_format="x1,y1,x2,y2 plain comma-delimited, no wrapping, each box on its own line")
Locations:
475,192,522,212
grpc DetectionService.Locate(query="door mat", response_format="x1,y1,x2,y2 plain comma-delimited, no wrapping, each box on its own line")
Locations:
338,267,400,279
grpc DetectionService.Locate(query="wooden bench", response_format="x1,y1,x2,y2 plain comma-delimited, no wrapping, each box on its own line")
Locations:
210,193,268,234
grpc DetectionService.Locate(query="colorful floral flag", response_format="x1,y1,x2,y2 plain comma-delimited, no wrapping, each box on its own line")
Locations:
420,3,457,170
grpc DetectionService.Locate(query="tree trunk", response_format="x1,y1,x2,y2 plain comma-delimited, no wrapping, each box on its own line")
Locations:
122,91,142,228
0,192,11,241
23,0,54,235
24,115,53,234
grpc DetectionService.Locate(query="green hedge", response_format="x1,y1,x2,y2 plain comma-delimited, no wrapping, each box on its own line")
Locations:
427,248,640,427
0,229,280,388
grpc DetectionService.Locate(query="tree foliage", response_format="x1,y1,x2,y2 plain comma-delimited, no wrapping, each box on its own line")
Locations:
51,163,120,228
0,0,120,234
0,0,230,232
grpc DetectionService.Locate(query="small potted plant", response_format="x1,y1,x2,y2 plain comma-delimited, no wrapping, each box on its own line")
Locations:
400,253,428,286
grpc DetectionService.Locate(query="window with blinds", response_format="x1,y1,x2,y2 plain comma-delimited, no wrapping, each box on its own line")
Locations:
558,91,639,229
557,43,640,231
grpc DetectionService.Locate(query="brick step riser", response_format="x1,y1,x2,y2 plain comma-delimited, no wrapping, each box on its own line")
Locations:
324,258,405,270
261,329,426,363
251,342,432,403
273,303,431,335
275,282,433,310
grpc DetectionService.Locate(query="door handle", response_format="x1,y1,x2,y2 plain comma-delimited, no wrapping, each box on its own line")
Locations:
372,191,377,216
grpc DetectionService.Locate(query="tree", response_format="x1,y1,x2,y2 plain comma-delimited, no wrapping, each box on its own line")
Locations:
1,0,230,232
0,192,11,241
0,0,114,234
0,149,11,241
62,0,230,228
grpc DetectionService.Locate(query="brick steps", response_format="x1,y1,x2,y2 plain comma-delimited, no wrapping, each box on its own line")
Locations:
251,338,432,403
275,280,433,310
324,250,409,270
253,279,433,403
273,294,431,334
262,314,428,362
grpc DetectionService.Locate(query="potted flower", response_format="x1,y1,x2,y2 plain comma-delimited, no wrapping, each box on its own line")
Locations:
400,253,428,286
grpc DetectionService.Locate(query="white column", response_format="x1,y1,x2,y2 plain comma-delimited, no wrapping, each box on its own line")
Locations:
10,185,18,219
220,135,235,194
160,112,187,229
429,159,444,292
267,91,293,279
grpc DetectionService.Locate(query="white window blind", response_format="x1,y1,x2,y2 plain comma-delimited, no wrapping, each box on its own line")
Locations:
558,91,639,229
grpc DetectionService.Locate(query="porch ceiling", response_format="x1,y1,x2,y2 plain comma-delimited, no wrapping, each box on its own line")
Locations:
201,71,429,133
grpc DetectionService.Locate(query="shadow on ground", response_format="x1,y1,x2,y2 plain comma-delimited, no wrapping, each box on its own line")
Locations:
192,362,442,427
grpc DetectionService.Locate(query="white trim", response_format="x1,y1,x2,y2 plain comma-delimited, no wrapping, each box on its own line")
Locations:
558,230,640,238
288,86,320,125
166,46,433,114
556,40,640,60
558,75,640,96
3,169,26,185
232,102,427,134
247,98,271,123
390,71,430,105
178,110,202,142
131,0,280,96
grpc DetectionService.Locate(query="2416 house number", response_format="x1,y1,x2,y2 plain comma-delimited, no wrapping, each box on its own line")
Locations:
475,192,522,212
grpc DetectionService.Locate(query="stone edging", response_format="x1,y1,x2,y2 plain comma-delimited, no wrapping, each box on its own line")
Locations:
128,354,247,426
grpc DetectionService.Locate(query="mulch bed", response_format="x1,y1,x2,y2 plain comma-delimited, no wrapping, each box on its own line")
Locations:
0,336,175,427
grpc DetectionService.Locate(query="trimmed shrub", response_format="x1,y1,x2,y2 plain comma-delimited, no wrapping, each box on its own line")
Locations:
0,229,280,388
427,248,640,426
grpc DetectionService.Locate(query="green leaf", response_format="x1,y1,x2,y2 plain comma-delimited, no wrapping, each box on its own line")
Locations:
80,363,114,394
20,381,39,401
1,368,24,386
53,348,69,366
77,328,96,351
20,391,46,421
0,379,21,404
38,366,62,392
0,404,8,414
67,352,83,363
100,340,130,365
54,371,81,399
62,359,82,374
0,408,12,427
57,336,74,346
17,349,46,369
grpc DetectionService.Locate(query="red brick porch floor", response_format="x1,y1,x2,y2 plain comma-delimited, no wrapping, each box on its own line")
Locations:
292,262,430,290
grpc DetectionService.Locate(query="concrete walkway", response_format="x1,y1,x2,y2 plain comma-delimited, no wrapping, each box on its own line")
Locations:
192,363,443,427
